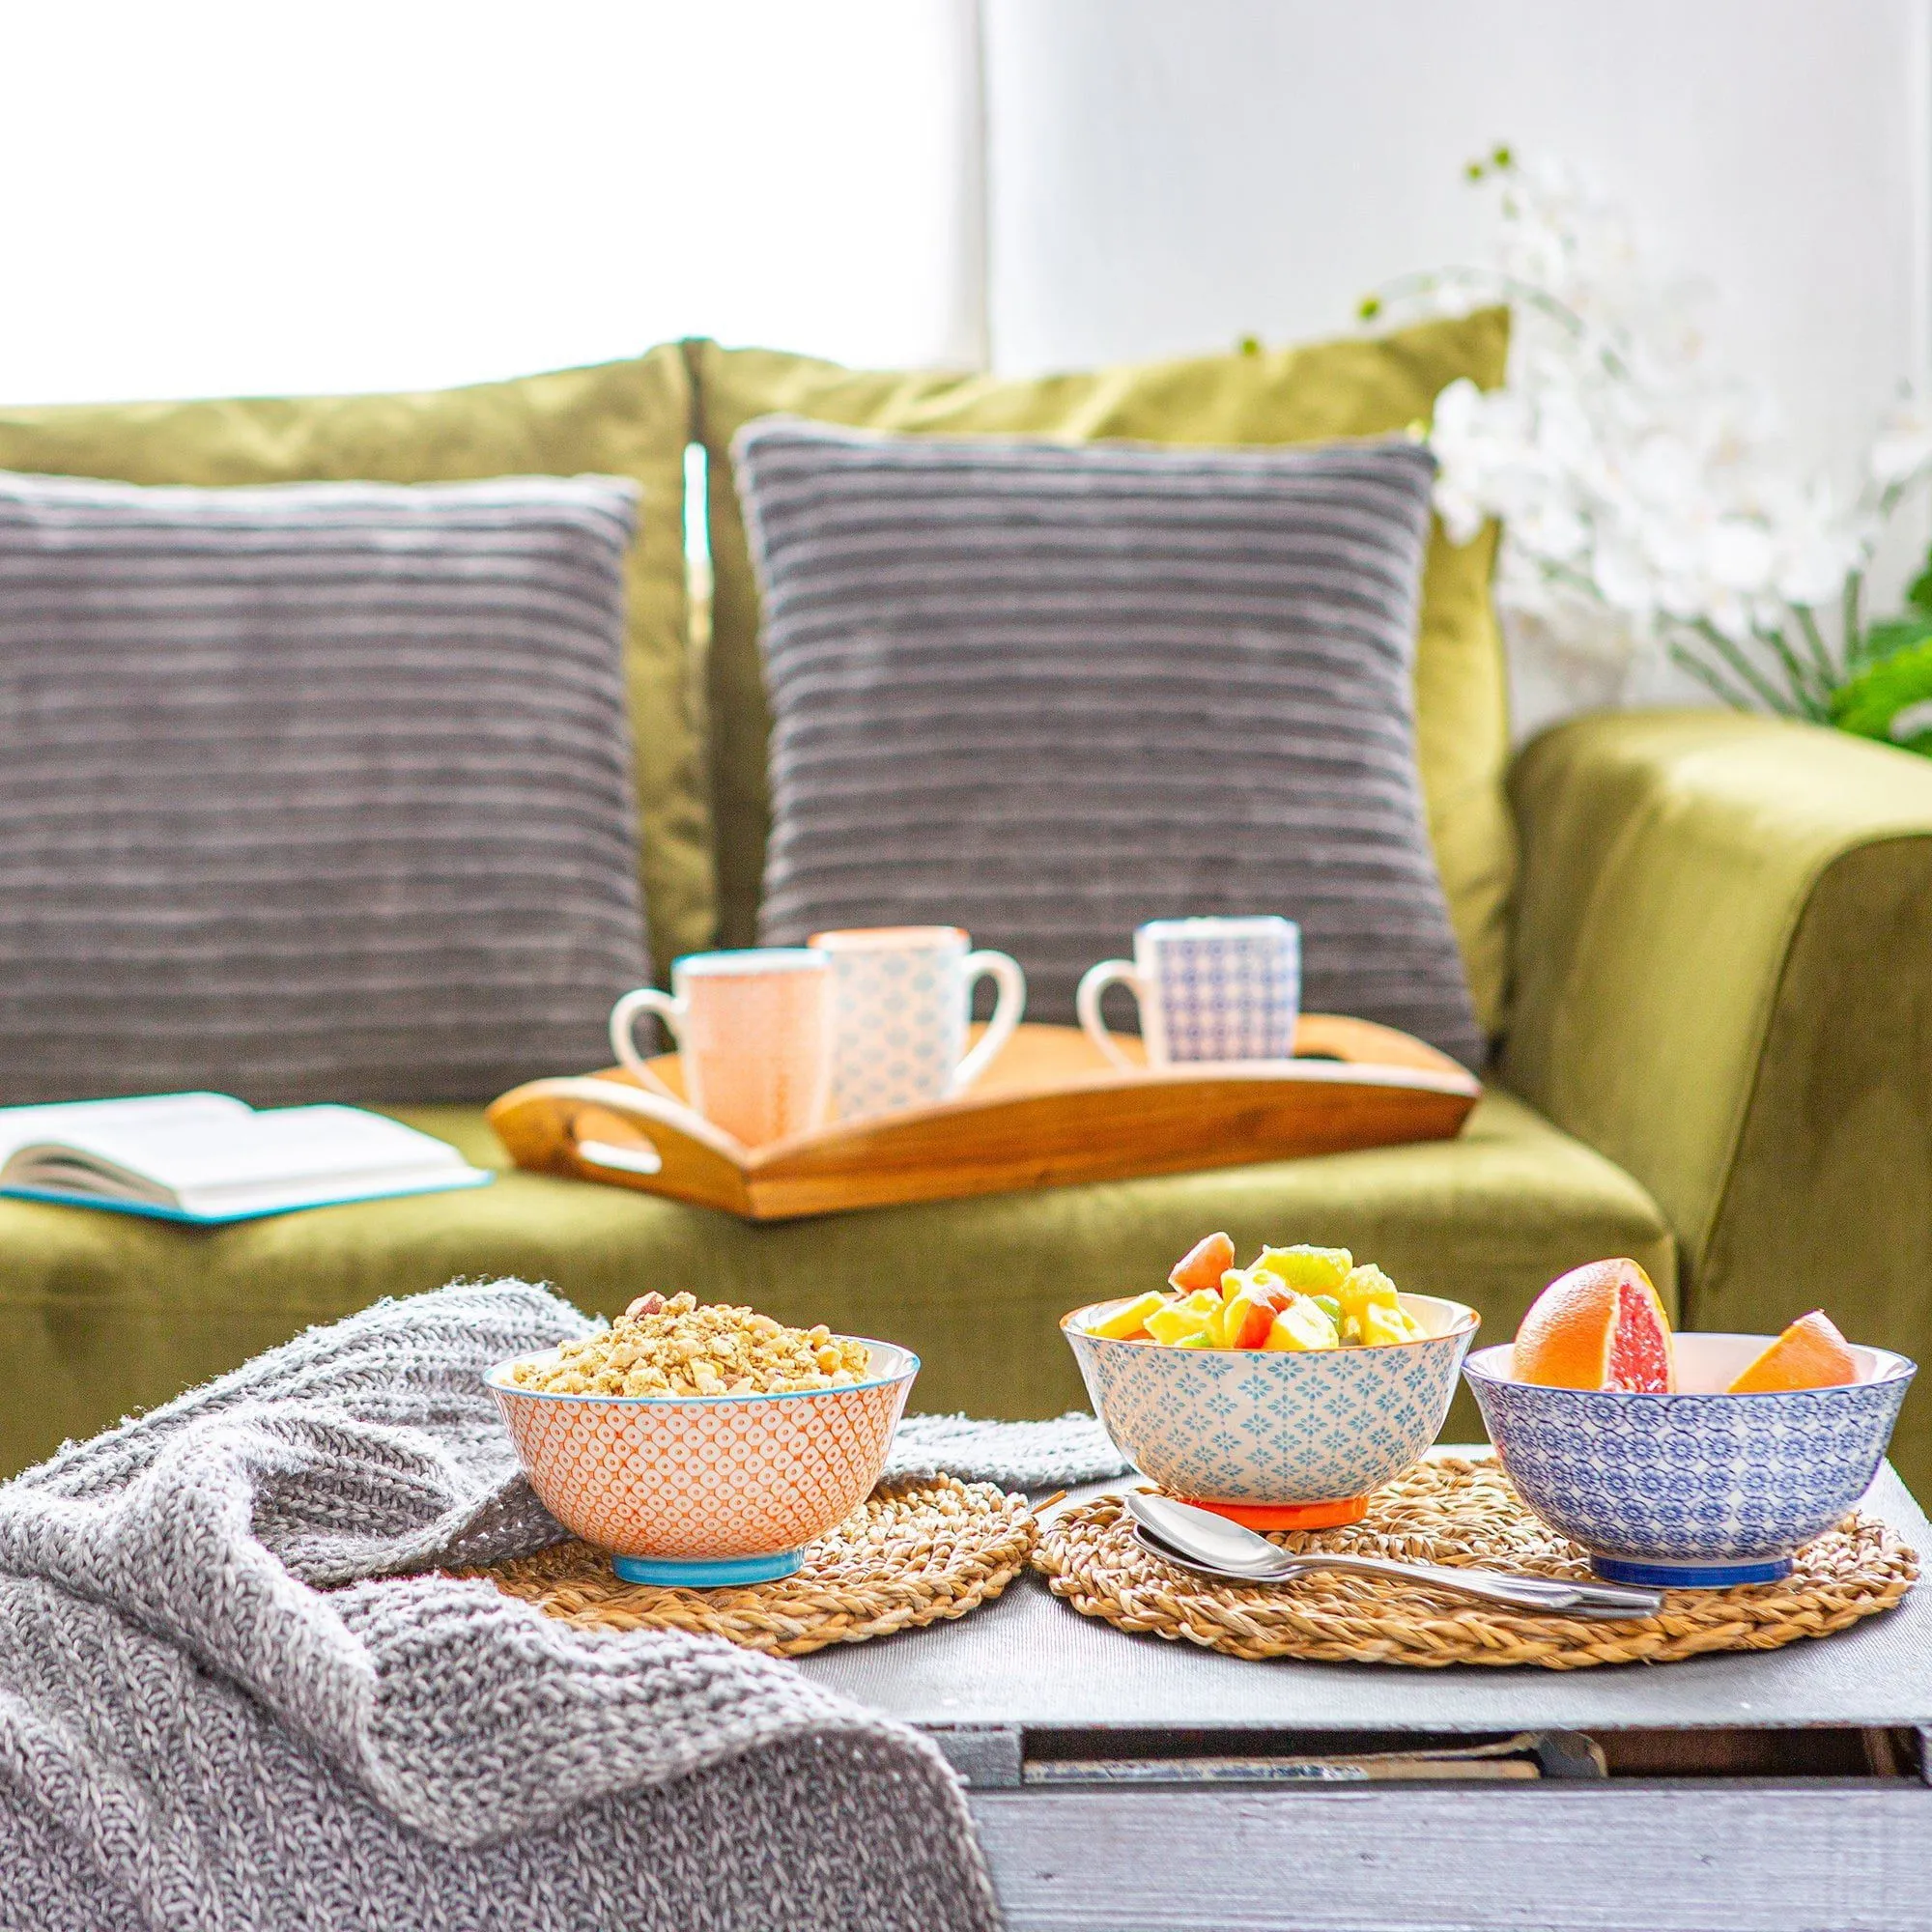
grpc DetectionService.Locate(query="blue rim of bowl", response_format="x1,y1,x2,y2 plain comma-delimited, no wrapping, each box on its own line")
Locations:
613,1548,806,1585
1062,1293,1480,1350
1590,1552,1795,1588
486,1335,920,1404
1462,1337,1917,1397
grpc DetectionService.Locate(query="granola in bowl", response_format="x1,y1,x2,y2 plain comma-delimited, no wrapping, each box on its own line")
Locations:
507,1293,874,1399
490,1309,918,1580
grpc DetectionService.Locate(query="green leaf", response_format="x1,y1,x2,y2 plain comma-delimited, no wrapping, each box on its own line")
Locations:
1908,550,1932,617
1855,614,1932,666
1830,636,1932,753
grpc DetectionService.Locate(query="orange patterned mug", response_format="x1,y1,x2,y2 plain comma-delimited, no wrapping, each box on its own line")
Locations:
609,949,832,1148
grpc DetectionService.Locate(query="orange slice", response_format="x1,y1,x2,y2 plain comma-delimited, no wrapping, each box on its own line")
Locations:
1726,1311,1861,1393
1512,1258,1675,1392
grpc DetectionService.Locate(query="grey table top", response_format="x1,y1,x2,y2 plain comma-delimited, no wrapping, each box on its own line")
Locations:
795,1460,1932,1734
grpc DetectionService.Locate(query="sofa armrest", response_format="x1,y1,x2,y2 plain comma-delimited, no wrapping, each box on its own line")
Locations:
1501,711,1932,1377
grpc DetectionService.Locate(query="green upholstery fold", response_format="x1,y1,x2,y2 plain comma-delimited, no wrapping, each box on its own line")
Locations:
0,1092,1668,1477
1503,710,1932,1488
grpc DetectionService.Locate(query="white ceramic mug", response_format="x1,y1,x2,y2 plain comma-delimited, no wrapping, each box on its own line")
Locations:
609,949,832,1148
1076,916,1301,1069
808,925,1028,1121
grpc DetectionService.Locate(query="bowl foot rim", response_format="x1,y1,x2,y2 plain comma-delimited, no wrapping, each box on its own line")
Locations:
611,1548,805,1587
1178,1494,1369,1532
1590,1551,1793,1589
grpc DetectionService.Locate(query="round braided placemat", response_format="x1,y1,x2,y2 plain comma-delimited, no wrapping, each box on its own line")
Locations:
473,1477,1035,1658
1033,1454,1918,1669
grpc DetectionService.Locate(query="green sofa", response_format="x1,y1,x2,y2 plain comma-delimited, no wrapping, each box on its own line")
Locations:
4,325,1931,1498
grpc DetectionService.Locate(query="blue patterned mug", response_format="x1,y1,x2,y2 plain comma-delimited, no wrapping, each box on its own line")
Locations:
810,926,1027,1122
1076,916,1300,1068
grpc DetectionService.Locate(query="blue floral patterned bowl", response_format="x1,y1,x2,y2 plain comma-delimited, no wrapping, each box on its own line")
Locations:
1463,1334,1915,1588
1063,1293,1478,1518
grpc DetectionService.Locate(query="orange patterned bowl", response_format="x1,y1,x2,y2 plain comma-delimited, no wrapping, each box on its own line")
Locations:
487,1338,918,1586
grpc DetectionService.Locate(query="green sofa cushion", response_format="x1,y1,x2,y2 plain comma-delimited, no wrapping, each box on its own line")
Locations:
0,1090,1668,1475
687,308,1516,1032
0,347,711,975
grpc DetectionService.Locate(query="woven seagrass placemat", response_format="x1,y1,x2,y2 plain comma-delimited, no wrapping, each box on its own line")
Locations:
1033,1453,1918,1669
473,1477,1035,1658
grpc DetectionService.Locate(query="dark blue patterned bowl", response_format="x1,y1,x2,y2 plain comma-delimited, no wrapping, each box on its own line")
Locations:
1463,1334,1915,1587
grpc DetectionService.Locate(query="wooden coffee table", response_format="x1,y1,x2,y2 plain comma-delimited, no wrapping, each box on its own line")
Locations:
797,1458,1932,1932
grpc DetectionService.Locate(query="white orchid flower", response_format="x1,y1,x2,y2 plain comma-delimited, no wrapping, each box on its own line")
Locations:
1390,148,1927,715
1870,394,1932,488
1705,520,1777,595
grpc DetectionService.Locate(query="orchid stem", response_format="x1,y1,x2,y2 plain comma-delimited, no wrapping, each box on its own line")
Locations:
1759,622,1832,717
1668,639,1766,713
1686,619,1803,716
1795,606,1840,694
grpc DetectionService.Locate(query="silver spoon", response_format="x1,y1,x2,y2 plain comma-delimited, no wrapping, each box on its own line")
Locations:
1125,1492,1663,1622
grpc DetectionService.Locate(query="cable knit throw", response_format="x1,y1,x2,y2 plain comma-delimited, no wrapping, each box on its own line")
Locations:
886,1411,1130,1492
0,1281,1003,1931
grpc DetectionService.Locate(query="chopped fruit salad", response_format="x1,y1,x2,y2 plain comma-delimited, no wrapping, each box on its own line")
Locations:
1088,1233,1428,1351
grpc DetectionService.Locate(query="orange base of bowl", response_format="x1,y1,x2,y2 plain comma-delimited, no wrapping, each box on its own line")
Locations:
1178,1494,1369,1532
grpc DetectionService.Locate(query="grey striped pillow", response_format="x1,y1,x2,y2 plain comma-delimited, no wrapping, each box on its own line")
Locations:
0,469,649,1104
734,419,1484,1068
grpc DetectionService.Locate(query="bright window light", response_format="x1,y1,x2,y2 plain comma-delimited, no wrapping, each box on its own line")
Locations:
0,0,982,404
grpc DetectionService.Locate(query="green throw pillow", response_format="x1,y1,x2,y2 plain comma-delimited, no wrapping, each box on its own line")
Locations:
0,348,711,977
688,309,1514,1034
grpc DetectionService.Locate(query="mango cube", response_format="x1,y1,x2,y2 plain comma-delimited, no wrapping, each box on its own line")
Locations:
1337,1264,1402,1324
1254,1245,1353,1295
1261,1294,1341,1351
1146,1301,1215,1346
1360,1299,1424,1347
1091,1291,1169,1341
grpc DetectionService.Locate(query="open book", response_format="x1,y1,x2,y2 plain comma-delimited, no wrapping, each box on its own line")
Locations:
0,1093,493,1224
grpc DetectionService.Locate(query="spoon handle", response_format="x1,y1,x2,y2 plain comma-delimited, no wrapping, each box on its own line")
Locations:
1287,1551,1662,1617
1131,1530,1660,1620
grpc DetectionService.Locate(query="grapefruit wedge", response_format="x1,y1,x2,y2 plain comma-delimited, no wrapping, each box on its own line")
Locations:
1726,1311,1861,1393
1513,1258,1675,1392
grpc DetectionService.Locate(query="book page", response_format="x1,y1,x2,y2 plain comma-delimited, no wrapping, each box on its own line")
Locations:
0,1093,251,1170
4,1104,473,1201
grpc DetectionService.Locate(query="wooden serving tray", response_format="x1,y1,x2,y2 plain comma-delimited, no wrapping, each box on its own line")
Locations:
485,1017,1478,1222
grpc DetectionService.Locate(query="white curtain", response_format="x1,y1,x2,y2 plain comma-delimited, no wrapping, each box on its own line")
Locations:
0,0,985,404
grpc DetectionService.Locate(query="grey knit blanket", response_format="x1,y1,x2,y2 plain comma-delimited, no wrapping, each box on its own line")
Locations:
0,1281,1008,1932
888,1410,1129,1491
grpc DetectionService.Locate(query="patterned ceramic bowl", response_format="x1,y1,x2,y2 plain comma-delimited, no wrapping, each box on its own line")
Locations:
487,1338,918,1586
1463,1334,1915,1587
1062,1294,1478,1528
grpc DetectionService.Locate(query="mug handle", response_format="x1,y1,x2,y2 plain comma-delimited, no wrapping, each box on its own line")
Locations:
608,987,689,1102
1075,960,1143,1071
949,950,1028,1095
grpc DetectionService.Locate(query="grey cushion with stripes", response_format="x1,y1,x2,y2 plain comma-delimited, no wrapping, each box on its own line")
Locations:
0,469,649,1104
734,418,1484,1068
